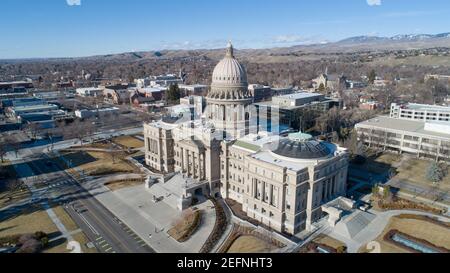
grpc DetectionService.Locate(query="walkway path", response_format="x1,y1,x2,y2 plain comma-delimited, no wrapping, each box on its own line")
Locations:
7,160,79,251
4,127,142,161
325,209,450,253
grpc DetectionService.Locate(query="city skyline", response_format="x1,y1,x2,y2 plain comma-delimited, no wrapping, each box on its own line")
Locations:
1,0,450,59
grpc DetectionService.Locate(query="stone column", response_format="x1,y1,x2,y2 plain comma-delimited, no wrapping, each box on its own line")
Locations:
180,148,185,173
184,148,189,174
260,181,265,201
197,153,202,180
269,184,273,205
190,150,195,177
222,105,226,121
323,181,328,202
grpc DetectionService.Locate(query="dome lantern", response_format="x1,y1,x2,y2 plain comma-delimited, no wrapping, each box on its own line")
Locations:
225,41,234,58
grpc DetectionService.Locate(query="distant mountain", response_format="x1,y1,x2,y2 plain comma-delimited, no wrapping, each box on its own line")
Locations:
338,36,388,44
338,32,450,44
2,32,450,62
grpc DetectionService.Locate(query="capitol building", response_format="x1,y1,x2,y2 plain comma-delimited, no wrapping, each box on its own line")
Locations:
144,43,349,234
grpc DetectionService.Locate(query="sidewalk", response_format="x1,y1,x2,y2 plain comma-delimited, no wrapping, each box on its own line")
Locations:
7,161,78,251
326,209,450,253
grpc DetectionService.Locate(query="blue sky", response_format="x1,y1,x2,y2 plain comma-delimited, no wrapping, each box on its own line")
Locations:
1,0,450,59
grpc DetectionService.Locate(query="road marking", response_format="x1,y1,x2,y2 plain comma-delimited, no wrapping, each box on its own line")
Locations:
78,213,100,236
96,237,103,241
140,243,147,247
104,247,113,252
97,240,107,245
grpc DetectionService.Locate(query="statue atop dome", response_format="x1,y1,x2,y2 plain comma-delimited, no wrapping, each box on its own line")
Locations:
225,41,234,58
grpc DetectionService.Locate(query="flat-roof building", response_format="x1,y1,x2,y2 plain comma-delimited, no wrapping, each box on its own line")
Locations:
355,116,450,162
390,103,450,122
254,92,342,132
0,81,34,91
248,84,272,103
7,103,59,119
76,87,104,97
179,84,208,96
75,107,120,119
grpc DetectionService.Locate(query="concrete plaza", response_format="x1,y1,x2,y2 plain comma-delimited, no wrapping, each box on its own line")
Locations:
81,177,216,253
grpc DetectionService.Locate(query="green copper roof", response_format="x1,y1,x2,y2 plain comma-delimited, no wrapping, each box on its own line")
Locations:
234,140,260,152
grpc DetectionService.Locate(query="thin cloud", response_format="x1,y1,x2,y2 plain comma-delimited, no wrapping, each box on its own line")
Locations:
272,35,329,46
274,35,305,44
367,0,381,6
66,0,81,6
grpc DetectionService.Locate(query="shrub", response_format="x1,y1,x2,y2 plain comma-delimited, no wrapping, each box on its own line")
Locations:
336,245,347,253
34,231,48,240
426,161,445,184
0,234,22,247
18,234,35,245
200,198,227,253
16,239,42,253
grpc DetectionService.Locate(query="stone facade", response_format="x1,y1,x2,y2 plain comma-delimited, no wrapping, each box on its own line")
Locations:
220,133,349,234
143,43,350,235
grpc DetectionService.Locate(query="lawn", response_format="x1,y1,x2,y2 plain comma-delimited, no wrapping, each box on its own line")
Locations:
104,178,144,191
359,214,450,253
0,207,59,240
52,206,79,232
0,205,97,253
359,152,400,175
72,231,98,253
168,209,202,242
227,235,279,253
354,152,450,195
313,234,346,250
63,150,139,177
43,231,97,253
394,158,450,191
112,136,144,149
0,184,31,209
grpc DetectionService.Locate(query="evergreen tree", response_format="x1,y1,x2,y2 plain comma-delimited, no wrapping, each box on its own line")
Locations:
426,161,444,184
368,69,377,84
166,83,181,103
318,83,326,92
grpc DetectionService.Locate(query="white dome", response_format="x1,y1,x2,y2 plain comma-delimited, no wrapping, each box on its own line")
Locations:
208,42,251,100
212,42,247,85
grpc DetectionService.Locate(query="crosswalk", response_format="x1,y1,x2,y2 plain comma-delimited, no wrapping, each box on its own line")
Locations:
95,237,116,253
46,180,72,189
89,219,151,253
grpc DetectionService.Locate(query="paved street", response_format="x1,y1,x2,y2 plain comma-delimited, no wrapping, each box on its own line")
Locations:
3,153,153,253
4,126,143,161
